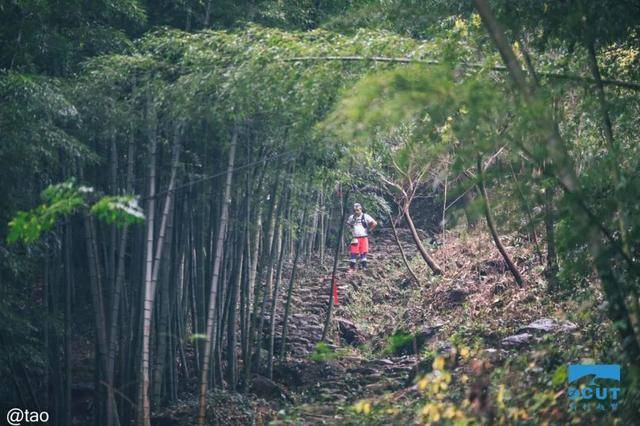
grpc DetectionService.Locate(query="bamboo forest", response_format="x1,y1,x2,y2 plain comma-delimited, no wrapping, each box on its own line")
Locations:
2,1,640,425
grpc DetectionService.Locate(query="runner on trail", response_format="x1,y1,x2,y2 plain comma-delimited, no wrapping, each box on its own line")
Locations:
347,203,377,271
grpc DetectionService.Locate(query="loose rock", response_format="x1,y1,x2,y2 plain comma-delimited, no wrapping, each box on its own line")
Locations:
335,317,364,346
518,318,578,334
501,333,533,348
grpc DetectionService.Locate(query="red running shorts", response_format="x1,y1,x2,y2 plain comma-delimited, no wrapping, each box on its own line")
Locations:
349,236,369,254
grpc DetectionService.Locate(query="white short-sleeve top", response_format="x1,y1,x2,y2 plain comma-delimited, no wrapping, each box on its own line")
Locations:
347,213,375,237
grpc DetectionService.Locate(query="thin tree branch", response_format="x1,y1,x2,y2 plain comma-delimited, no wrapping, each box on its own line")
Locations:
283,56,640,91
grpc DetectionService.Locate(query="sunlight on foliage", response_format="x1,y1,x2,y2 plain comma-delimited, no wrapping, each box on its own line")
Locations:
7,181,88,244
188,333,208,342
352,399,372,415
384,330,415,354
415,350,479,425
90,195,145,227
310,342,345,362
7,180,144,244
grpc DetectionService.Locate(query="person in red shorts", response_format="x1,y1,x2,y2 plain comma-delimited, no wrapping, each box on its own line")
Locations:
346,203,377,271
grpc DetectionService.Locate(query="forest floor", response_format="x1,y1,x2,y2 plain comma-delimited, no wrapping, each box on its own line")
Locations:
155,225,620,425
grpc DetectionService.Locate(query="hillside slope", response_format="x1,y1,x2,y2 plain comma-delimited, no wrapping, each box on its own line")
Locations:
155,225,621,425
267,226,620,425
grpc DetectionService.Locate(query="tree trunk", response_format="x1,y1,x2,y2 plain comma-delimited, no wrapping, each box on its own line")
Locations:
585,39,617,157
584,37,640,325
389,212,420,285
151,193,176,406
197,127,237,426
226,221,245,391
138,129,157,426
84,214,111,426
305,194,320,262
108,135,118,308
473,9,640,371
139,126,181,426
319,189,326,263
203,0,213,27
403,206,442,275
585,37,632,259
64,224,73,426
281,195,311,358
509,163,543,263
476,155,524,286
43,252,49,415
257,200,285,373
543,182,559,289
321,190,349,341
106,131,135,426
268,192,292,378
242,196,263,393
462,188,480,230
254,182,285,375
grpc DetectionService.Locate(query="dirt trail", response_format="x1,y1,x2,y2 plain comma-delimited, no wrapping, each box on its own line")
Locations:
155,224,575,425
260,222,550,424
259,228,435,424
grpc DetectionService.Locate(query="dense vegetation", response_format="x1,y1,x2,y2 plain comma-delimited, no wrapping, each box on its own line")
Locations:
2,0,640,424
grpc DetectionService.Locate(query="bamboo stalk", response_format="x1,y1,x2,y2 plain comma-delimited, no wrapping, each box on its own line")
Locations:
321,189,349,342
197,127,238,426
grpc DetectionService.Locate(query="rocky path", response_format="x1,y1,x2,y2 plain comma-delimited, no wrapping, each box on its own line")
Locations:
255,225,568,425
154,225,580,425
254,228,432,424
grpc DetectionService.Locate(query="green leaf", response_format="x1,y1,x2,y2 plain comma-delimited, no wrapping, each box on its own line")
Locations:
6,180,88,244
552,364,568,387
90,195,145,227
188,333,208,342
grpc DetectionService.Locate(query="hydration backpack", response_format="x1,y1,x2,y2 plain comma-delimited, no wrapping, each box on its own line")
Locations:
351,214,369,232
